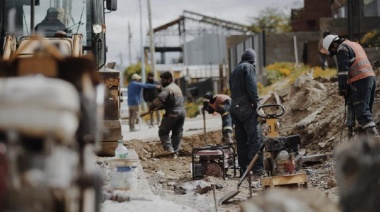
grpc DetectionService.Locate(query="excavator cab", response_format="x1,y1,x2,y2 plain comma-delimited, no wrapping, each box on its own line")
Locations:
0,0,119,68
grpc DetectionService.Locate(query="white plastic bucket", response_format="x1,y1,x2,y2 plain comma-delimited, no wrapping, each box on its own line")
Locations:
108,159,139,190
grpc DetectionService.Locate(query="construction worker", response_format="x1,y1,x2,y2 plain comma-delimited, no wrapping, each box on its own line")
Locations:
149,72,186,153
35,7,66,36
323,35,379,137
202,92,233,145
229,48,264,176
127,73,160,132
143,73,161,127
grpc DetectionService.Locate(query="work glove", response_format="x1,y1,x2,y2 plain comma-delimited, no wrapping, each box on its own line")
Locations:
338,89,347,97
206,106,215,114
257,108,266,123
150,98,162,111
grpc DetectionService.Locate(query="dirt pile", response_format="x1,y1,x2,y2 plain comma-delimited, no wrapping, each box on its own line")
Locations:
266,68,380,154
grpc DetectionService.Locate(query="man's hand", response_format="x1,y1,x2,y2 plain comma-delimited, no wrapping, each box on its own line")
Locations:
155,85,162,89
338,90,347,97
150,98,162,111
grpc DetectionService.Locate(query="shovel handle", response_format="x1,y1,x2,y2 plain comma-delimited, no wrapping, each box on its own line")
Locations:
237,143,265,187
203,111,207,145
140,111,151,118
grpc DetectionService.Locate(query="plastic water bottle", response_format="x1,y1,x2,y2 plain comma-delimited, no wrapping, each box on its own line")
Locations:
115,140,128,159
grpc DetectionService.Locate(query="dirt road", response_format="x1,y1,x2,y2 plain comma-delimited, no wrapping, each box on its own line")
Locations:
100,68,379,211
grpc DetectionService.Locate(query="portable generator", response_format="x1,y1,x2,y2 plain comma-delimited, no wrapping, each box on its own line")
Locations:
192,145,236,180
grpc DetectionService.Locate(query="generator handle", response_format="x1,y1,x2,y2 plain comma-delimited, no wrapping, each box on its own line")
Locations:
256,104,285,119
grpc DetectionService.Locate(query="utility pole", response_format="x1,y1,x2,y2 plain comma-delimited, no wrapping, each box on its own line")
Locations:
147,0,156,79
347,0,354,40
128,22,132,66
139,0,146,84
139,0,146,111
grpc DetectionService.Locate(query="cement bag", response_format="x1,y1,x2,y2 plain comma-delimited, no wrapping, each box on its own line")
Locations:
0,76,80,142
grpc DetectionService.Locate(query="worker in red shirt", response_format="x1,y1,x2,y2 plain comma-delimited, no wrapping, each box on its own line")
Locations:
202,92,233,145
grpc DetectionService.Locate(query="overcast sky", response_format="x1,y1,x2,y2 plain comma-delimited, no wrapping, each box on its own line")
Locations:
105,0,303,69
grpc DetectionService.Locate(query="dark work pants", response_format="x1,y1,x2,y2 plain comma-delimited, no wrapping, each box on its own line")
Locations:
158,109,186,152
231,111,263,173
349,76,376,126
219,101,233,135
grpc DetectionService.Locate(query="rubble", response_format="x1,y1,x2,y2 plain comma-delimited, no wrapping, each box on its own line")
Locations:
335,136,380,212
240,188,340,212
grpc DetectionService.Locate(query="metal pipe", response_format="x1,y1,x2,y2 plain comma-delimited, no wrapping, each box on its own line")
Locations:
293,35,298,66
31,0,35,34
139,0,146,111
139,0,146,84
147,0,156,79
212,184,218,212
347,0,353,40
357,0,361,43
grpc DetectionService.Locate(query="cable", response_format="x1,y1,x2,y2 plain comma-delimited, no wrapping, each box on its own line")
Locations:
339,101,347,144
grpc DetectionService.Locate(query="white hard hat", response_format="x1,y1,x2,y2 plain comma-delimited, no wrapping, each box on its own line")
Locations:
131,73,141,80
322,35,339,51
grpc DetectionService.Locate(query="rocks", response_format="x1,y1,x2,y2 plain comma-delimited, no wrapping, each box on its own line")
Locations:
296,107,325,128
335,136,380,212
325,179,337,189
240,188,339,212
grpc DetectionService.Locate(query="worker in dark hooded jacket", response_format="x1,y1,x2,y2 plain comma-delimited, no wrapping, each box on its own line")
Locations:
322,35,378,137
229,49,264,177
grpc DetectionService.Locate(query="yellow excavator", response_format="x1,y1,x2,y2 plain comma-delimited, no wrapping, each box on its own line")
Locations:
0,0,122,155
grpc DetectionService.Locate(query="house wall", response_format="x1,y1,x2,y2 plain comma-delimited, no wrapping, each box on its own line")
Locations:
291,0,332,32
265,31,320,65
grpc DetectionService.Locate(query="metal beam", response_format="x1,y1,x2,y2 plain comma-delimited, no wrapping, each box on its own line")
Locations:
183,10,249,32
144,46,182,53
153,10,250,35
153,17,184,33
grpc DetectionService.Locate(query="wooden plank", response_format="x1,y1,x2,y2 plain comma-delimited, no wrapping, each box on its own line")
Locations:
261,173,307,187
273,91,282,105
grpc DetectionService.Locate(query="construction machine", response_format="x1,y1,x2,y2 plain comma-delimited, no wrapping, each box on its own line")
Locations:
0,0,118,211
0,0,122,156
258,104,308,189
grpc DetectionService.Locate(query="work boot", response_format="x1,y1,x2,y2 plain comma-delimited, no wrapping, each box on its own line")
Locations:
348,127,355,140
251,169,266,180
163,145,175,153
222,133,233,145
366,127,380,138
364,122,380,138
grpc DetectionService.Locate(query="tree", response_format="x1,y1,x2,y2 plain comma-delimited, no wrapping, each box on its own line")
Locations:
123,62,152,84
248,7,291,34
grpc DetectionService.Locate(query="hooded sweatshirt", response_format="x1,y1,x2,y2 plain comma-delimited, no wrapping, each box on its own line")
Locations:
229,49,259,105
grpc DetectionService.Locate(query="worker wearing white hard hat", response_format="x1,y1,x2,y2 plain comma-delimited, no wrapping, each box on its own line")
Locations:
127,73,160,131
322,34,378,137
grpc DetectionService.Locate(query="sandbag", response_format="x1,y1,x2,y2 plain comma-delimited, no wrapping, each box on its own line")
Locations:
0,76,80,142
